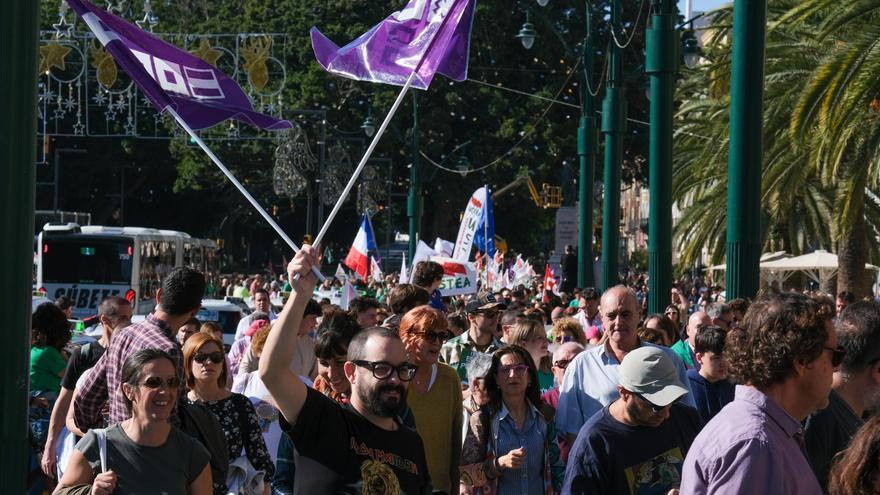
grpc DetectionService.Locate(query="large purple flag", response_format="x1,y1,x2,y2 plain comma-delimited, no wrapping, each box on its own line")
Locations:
311,0,476,90
67,0,290,131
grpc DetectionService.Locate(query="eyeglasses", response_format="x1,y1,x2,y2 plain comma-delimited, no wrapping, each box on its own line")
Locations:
351,360,418,381
140,376,182,389
824,346,845,367
633,393,668,414
553,359,571,370
554,335,574,344
498,364,530,376
193,351,225,364
420,331,452,344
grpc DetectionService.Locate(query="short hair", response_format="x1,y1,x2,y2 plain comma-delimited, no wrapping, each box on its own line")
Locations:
304,299,323,318
54,296,75,311
551,317,587,346
837,300,880,373
399,305,448,350
726,292,831,389
447,313,468,334
386,284,430,314
182,332,227,389
32,302,71,350
159,266,206,315
314,310,361,360
249,311,269,322
253,288,269,298
412,261,445,287
200,321,222,335
183,317,200,328
707,302,731,320
121,348,176,415
500,310,520,327
729,298,750,314
838,291,856,303
349,297,381,318
99,296,130,319
347,326,402,362
694,325,727,355
522,308,546,324
582,287,599,301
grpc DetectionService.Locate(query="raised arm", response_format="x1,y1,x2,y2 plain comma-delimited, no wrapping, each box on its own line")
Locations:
259,246,321,426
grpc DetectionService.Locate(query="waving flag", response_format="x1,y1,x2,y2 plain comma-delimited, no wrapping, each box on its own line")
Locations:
344,214,378,280
335,264,348,281
399,251,409,284
311,0,476,90
543,265,558,293
68,0,289,131
473,186,496,258
370,256,384,283
339,278,358,310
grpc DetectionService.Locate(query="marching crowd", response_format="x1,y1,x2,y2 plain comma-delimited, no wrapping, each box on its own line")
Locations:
27,244,880,494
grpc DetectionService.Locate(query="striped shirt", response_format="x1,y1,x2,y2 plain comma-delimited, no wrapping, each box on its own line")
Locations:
73,313,183,429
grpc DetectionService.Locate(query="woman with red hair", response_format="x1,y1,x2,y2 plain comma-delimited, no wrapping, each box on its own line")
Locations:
400,305,463,495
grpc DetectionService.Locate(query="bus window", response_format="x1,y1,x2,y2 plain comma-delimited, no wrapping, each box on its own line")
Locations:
42,238,133,285
139,240,176,301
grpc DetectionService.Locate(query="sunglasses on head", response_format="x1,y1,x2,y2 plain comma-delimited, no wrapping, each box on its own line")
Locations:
141,376,181,389
193,351,225,364
553,359,571,370
421,330,452,344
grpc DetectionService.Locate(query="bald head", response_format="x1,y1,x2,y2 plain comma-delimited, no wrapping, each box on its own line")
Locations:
686,311,711,343
600,285,637,311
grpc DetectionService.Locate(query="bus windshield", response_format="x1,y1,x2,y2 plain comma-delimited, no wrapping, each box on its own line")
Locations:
42,237,133,285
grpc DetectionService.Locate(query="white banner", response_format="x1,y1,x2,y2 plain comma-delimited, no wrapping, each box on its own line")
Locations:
452,186,488,261
431,256,478,296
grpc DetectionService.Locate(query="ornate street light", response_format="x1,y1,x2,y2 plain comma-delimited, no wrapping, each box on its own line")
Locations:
682,37,701,69
516,11,537,50
361,108,376,137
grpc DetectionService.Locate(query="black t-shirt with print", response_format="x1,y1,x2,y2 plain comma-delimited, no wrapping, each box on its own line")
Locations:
280,386,432,495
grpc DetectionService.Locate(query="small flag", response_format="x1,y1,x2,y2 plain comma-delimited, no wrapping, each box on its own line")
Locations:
543,264,558,293
311,0,476,90
472,186,496,258
370,256,384,283
335,264,347,280
399,251,409,284
434,238,455,258
339,278,358,310
412,240,437,267
67,0,290,131
344,214,378,280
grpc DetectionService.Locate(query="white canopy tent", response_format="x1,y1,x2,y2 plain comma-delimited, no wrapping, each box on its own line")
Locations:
760,250,879,287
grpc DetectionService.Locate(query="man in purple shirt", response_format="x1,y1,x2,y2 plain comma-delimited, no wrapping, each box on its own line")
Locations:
681,292,840,494
73,266,206,429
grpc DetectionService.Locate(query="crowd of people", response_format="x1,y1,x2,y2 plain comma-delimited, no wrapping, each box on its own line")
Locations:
26,244,880,494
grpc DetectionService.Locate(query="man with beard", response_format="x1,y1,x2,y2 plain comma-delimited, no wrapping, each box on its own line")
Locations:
260,246,432,495
563,347,702,494
805,300,880,490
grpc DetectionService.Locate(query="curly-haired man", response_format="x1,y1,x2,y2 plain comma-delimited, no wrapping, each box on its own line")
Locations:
681,292,839,494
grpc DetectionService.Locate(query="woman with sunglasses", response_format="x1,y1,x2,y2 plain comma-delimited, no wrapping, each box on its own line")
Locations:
507,320,555,394
461,345,564,494
183,333,274,495
399,305,464,495
550,317,587,347
55,349,212,495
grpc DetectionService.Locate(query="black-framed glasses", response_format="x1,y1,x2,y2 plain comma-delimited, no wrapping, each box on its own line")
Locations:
420,330,452,344
193,351,225,364
351,360,418,381
141,376,182,389
634,393,668,414
553,359,571,370
554,335,574,344
824,346,845,367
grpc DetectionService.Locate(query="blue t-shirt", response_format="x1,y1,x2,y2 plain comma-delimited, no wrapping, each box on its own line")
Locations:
563,403,703,495
686,370,735,424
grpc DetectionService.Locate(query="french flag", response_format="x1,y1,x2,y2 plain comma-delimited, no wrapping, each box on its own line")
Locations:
344,213,378,280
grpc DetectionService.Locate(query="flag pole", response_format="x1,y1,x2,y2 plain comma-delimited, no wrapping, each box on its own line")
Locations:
311,0,466,251
166,107,326,282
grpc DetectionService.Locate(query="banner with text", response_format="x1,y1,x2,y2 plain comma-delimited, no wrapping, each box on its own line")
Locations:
432,256,478,296
452,186,488,261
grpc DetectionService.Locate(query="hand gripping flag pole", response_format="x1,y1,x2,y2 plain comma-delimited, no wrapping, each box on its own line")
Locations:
67,0,326,281
308,0,476,253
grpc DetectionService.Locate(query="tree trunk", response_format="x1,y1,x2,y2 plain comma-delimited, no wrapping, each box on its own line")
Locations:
836,197,869,297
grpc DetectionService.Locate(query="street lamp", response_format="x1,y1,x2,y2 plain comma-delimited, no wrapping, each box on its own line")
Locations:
682,37,701,69
516,11,537,50
361,107,376,137
456,155,470,177
536,0,550,7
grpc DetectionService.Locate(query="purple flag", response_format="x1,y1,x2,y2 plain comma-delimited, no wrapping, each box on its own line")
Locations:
311,0,476,90
67,0,290,131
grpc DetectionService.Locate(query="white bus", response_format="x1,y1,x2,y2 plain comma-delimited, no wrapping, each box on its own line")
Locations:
36,223,218,318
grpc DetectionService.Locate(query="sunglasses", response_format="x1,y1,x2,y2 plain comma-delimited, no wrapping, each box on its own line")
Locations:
634,393,668,413
554,335,574,344
498,364,530,376
193,351,225,364
824,346,845,367
141,376,182,389
553,359,571,370
351,360,418,381
421,331,452,344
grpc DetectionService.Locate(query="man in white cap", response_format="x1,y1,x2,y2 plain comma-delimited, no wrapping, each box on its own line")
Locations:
562,346,703,494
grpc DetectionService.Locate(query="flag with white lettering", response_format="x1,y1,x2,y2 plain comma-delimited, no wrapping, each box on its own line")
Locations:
68,0,290,131
311,0,476,90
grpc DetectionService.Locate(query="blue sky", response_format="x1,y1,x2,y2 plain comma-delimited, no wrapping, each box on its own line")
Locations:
678,0,732,15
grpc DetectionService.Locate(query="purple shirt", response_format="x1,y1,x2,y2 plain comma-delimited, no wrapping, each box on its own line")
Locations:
680,385,822,495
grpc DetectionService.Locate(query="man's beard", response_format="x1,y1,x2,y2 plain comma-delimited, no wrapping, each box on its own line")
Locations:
358,381,408,418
